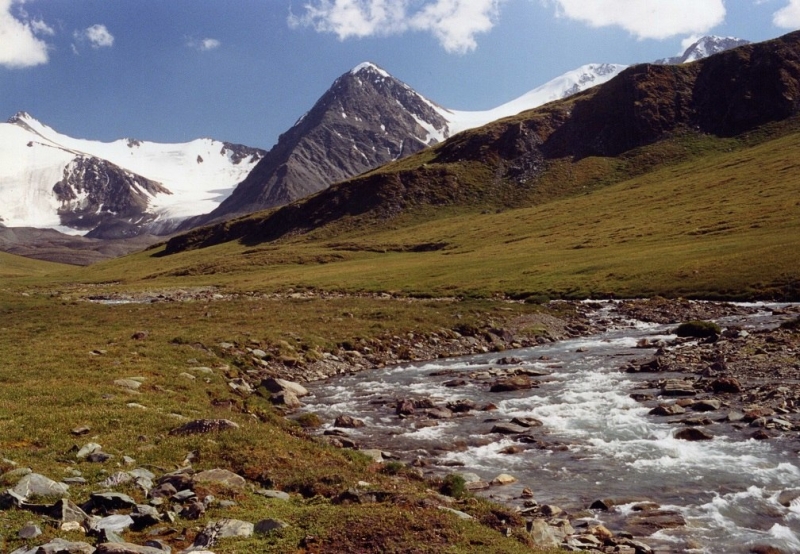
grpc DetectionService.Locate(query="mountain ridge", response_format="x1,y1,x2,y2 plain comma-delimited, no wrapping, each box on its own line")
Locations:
161,31,800,256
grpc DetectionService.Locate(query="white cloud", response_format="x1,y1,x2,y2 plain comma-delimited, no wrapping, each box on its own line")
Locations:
0,0,50,68
774,0,800,28
544,0,727,40
76,23,114,48
288,0,502,54
187,37,221,51
30,18,54,36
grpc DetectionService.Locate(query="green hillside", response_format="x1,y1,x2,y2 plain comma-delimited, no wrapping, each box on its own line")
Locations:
0,250,69,278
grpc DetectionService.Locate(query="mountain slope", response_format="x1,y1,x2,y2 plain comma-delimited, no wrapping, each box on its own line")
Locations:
189,62,626,228
162,31,800,256
0,113,265,237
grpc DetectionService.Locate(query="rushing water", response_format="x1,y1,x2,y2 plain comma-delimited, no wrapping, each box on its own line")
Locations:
302,304,800,553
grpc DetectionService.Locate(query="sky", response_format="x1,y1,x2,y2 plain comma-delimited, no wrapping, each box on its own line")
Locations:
1,0,799,150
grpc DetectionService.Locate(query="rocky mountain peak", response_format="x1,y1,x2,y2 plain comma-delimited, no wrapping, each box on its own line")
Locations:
655,35,751,65
7,111,33,125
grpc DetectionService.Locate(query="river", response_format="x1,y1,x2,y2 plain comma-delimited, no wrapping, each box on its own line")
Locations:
301,303,800,553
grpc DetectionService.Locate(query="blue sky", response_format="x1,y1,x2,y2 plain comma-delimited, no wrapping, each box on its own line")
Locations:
1,0,798,149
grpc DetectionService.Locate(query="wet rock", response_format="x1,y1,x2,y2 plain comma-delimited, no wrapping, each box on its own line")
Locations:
168,419,239,436
751,430,772,440
490,474,517,485
193,469,246,490
490,375,533,392
777,490,800,507
446,399,476,413
334,415,365,428
692,399,722,412
426,407,453,420
490,423,528,435
710,377,743,394
675,428,714,441
626,510,686,536
727,410,746,422
511,416,544,428
395,399,416,415
649,404,686,416
749,546,787,554
638,358,665,372
661,380,696,397
443,379,467,387
499,445,525,455
497,356,523,365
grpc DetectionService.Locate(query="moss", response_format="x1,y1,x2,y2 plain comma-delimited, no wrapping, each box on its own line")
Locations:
675,320,722,338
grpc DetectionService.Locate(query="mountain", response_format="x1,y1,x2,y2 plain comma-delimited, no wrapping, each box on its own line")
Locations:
0,113,265,238
190,62,626,227
162,31,800,255
655,36,750,65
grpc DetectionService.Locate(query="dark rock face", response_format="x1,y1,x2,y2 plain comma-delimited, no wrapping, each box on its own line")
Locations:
199,63,449,223
53,156,170,239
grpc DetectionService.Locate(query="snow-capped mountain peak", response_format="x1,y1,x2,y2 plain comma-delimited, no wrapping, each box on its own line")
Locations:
0,113,266,238
655,36,750,65
350,61,391,79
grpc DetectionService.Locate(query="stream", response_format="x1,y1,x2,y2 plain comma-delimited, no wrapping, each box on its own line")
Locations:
301,303,800,553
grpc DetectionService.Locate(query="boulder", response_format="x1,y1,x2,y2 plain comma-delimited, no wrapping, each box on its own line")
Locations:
261,377,309,398
93,514,135,533
334,415,365,428
490,375,533,392
675,428,713,441
710,377,742,393
649,404,686,416
692,399,722,412
490,473,517,485
18,523,41,539
255,518,289,535
490,423,528,435
661,380,696,397
11,473,69,500
426,408,453,420
193,469,247,490
168,419,239,436
527,519,564,548
90,491,137,511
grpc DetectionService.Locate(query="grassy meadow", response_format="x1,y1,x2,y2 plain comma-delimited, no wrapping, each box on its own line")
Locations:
0,116,798,552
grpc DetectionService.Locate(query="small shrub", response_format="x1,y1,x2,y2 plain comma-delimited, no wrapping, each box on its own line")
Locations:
381,461,405,475
296,413,323,428
675,320,721,338
440,473,467,499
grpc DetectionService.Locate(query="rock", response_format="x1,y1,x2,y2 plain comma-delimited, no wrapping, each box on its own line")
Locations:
710,377,743,394
254,518,289,535
499,445,525,455
193,469,246,490
626,510,686,536
131,504,161,528
18,522,41,539
172,489,196,502
12,473,69,499
256,489,290,501
490,375,533,392
87,451,113,463
590,498,614,511
497,356,523,365
180,500,205,520
94,514,135,532
649,404,686,416
168,419,239,436
490,473,517,485
443,379,467,387
334,415,365,428
727,410,746,422
777,490,800,507
527,519,564,548
100,472,134,488
490,422,528,434
749,546,787,554
639,358,665,372
193,518,254,548
90,491,137,511
131,331,149,340
359,449,384,463
692,399,722,412
446,399,476,412
95,543,166,554
589,524,614,540
661,380,696,397
261,377,309,398
510,416,544,427
142,541,171,552
675,428,714,441
438,506,473,520
395,399,416,415
271,391,302,409
752,429,772,440
50,498,89,524
77,443,103,459
540,504,563,517
426,408,453,420
29,539,95,554
71,426,91,436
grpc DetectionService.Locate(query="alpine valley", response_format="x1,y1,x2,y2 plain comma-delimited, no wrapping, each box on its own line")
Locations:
4,30,800,554
0,35,746,264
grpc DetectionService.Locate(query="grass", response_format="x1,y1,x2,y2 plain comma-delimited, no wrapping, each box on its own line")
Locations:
67,125,800,301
